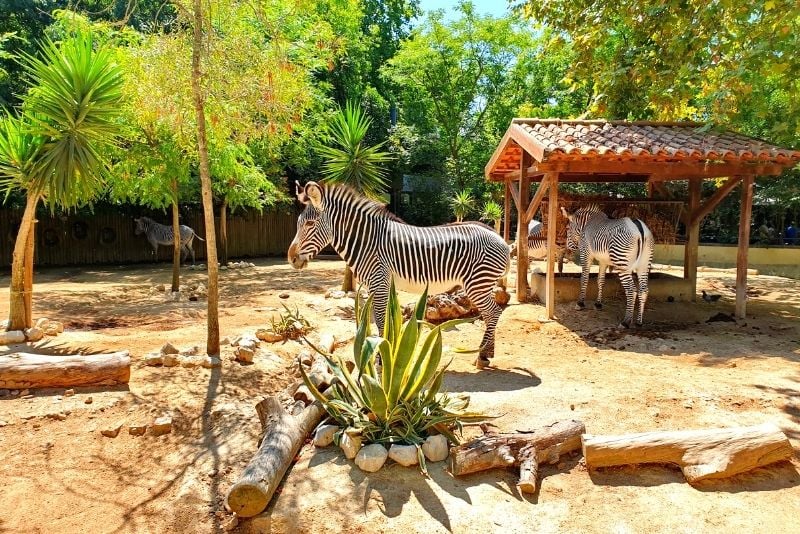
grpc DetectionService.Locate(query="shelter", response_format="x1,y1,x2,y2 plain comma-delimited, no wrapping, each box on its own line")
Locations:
485,119,800,319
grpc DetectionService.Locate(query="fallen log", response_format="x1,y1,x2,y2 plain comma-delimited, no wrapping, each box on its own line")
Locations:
227,396,327,517
0,351,131,389
582,423,794,484
449,420,585,494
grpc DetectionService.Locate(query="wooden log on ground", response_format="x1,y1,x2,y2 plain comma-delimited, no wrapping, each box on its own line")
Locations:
0,351,131,389
227,396,327,517
582,423,793,484
449,420,585,494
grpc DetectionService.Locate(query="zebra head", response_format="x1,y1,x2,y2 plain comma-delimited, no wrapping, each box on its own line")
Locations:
288,181,333,270
134,217,145,235
561,204,602,251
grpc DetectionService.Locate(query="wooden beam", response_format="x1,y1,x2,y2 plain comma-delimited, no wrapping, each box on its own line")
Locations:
737,175,754,319
516,152,532,303
546,174,560,319
503,180,511,242
508,181,521,213
524,175,551,224
509,123,546,162
533,159,786,178
684,178,701,300
484,129,514,180
690,176,742,225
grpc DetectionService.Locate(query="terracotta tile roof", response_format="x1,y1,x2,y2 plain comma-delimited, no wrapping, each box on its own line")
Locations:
486,119,800,180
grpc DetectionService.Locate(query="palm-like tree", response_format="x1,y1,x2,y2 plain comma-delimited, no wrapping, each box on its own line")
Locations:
481,200,503,234
0,32,123,330
452,190,475,223
318,101,392,290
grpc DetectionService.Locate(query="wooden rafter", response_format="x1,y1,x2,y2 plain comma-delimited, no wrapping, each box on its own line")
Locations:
524,175,551,224
690,176,743,225
508,180,521,213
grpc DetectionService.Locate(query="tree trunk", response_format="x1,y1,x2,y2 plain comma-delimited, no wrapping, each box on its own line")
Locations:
191,0,220,356
494,218,501,234
0,351,131,389
341,265,354,292
23,215,36,327
171,199,181,293
8,193,39,331
582,423,793,484
220,198,228,266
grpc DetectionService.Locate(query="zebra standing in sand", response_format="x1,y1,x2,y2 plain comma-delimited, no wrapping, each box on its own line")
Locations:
134,216,204,264
288,182,510,368
510,219,567,272
561,205,654,328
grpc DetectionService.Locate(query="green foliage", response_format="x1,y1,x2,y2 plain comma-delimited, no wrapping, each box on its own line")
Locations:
481,200,502,225
0,31,123,209
269,304,314,341
451,190,475,222
318,101,393,202
300,283,486,470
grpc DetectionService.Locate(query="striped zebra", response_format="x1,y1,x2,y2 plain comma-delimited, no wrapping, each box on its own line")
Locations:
288,182,510,368
134,216,204,264
561,205,654,328
510,220,567,272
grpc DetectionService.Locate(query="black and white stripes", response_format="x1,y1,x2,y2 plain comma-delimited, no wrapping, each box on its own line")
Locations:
134,216,204,264
288,181,510,367
562,204,654,328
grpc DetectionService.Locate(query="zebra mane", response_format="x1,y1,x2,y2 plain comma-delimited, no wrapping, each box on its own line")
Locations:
324,183,405,223
577,203,603,214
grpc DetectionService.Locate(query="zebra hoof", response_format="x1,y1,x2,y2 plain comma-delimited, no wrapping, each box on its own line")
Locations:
635,321,644,328
594,302,603,310
575,302,586,311
474,357,492,369
618,321,632,330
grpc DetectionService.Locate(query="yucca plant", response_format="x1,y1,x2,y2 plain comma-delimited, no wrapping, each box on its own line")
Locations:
300,282,487,472
451,190,474,223
481,200,503,234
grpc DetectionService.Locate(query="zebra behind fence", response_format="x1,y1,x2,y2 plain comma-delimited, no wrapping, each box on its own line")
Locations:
562,205,654,328
134,216,204,264
288,181,510,368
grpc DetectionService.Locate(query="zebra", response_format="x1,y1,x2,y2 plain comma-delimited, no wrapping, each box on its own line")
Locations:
134,216,204,264
288,181,510,368
561,204,654,328
510,219,567,272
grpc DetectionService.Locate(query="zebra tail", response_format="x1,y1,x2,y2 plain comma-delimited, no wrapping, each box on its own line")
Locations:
194,232,206,242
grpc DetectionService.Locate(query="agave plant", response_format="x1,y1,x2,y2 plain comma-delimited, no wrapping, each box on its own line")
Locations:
451,190,475,223
481,200,503,234
300,282,486,472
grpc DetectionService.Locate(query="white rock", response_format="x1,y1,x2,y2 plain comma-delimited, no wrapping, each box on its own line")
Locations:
388,444,419,466
0,330,25,344
179,345,200,356
313,424,339,447
160,342,180,355
325,289,346,299
144,353,164,366
340,432,362,460
0,319,7,329
24,327,44,342
201,356,221,368
234,346,255,363
421,435,449,462
355,444,388,472
64,389,75,397
149,416,172,436
229,335,242,347
238,334,260,348
220,265,228,271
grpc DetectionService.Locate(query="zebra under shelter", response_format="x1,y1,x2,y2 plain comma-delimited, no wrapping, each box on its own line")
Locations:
134,216,205,264
287,181,510,368
562,205,654,328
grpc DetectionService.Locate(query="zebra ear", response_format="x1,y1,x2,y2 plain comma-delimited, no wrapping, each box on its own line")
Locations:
304,182,323,210
296,181,309,204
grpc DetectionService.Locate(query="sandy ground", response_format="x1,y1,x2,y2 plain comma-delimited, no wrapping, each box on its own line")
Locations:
0,257,798,534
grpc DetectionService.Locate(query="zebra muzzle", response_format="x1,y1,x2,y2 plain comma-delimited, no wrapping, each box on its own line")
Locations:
287,243,309,270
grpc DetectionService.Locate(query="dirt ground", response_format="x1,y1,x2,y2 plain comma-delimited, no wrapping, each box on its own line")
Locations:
1,257,798,534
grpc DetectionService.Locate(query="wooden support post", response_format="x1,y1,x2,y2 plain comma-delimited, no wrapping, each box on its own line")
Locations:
503,180,511,242
684,178,701,301
546,173,559,319
647,180,655,198
516,152,532,303
736,175,754,319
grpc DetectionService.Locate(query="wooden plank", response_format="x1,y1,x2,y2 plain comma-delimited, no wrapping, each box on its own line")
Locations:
546,174,559,319
509,123,546,162
516,152,532,303
508,181,521,213
484,129,514,179
691,176,742,225
684,178,701,300
524,175,551,224
737,175,754,319
503,180,511,242
512,160,786,179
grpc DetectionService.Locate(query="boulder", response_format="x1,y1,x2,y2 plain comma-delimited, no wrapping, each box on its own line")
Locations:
355,444,388,472
144,353,164,366
313,424,339,447
0,330,25,345
340,432,362,460
24,327,44,342
149,416,172,436
421,434,449,462
101,422,124,438
160,342,180,355
201,356,221,368
128,424,147,436
388,444,419,467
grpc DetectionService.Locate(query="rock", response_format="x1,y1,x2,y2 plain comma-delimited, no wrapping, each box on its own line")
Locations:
220,336,230,346
46,411,67,420
85,396,93,404
293,385,314,405
101,422,123,438
64,389,75,397
162,353,179,367
279,292,290,299
149,416,172,436
24,327,44,342
234,346,255,363
0,389,8,397
325,289,346,299
195,283,206,295
201,356,221,368
421,434,449,462
179,345,201,356
154,283,166,292
179,355,203,368
256,329,283,343
0,330,25,344
0,319,7,330
340,432,362,460
313,424,338,447
19,389,29,396
0,420,8,427
355,444,388,472
188,295,198,302
160,342,180,355
222,514,239,532
128,424,147,436
388,444,419,466
238,333,260,348
229,335,242,347
144,353,164,366
35,317,49,329
658,344,670,352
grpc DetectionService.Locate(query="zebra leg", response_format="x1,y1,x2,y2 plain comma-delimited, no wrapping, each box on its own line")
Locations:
595,264,607,309
464,277,503,369
577,251,590,310
636,270,649,327
618,272,637,328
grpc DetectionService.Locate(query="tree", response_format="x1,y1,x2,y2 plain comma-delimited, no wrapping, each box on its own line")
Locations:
481,199,502,233
451,190,475,223
318,101,392,291
0,31,123,330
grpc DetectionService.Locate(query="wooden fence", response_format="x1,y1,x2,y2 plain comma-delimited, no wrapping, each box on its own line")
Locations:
0,208,298,267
